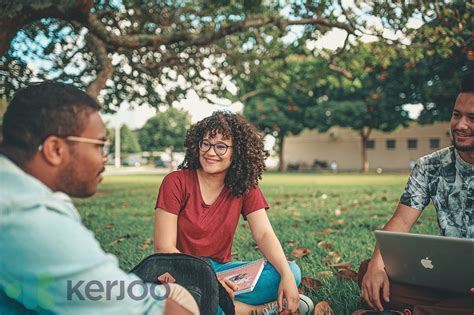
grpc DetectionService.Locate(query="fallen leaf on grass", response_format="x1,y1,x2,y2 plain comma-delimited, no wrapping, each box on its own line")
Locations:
105,224,114,229
341,207,349,212
106,233,135,247
311,229,337,235
137,238,152,250
319,271,333,278
292,247,310,258
318,241,334,249
291,223,299,228
137,244,150,250
301,276,323,291
323,251,341,263
329,219,345,226
314,301,334,315
335,268,358,281
330,262,352,269
286,240,296,246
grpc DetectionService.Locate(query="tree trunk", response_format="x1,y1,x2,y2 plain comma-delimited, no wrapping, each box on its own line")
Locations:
359,128,372,172
169,150,175,171
278,133,285,172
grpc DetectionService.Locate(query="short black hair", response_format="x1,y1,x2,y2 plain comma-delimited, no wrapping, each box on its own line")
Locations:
1,81,100,164
460,71,474,93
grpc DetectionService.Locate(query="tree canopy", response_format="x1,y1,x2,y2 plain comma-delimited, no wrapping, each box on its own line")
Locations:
110,124,141,154
138,107,191,153
2,0,471,112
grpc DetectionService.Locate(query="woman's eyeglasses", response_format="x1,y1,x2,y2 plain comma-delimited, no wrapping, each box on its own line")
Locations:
199,140,232,156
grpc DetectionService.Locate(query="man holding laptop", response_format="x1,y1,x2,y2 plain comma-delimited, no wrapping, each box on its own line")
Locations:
358,73,474,314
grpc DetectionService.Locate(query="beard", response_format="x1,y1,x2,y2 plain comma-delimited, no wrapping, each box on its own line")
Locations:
452,133,474,152
59,160,97,198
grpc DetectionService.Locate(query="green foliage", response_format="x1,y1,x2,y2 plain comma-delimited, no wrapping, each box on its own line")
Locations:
138,107,191,153
111,125,141,154
2,0,470,113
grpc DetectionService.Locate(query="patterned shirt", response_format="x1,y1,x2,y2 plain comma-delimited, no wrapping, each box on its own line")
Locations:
400,146,473,238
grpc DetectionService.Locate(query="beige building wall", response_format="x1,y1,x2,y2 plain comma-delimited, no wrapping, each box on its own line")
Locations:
283,122,451,171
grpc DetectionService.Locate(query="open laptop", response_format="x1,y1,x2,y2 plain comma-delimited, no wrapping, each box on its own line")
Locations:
374,230,474,293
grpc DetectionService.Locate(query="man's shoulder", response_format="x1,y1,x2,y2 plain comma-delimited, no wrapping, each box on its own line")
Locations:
0,155,51,207
0,155,78,221
417,146,454,168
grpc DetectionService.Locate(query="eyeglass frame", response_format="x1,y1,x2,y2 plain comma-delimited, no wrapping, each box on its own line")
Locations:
198,140,233,156
38,136,110,157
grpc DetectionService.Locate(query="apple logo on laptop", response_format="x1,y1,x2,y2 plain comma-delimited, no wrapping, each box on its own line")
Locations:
421,257,434,269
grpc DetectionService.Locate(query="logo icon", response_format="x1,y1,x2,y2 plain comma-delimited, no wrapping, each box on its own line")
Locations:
420,257,434,269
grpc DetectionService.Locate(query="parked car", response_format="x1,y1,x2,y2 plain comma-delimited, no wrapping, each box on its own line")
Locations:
122,157,147,167
155,157,165,168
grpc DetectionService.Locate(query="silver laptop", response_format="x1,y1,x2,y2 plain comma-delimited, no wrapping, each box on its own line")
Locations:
374,230,474,293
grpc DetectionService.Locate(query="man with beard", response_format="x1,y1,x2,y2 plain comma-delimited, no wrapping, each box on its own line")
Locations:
357,73,474,315
0,82,197,314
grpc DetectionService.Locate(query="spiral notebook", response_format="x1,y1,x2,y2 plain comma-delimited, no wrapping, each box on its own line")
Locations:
216,259,266,295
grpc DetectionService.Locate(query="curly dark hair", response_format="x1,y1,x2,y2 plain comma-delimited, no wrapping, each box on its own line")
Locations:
179,111,269,196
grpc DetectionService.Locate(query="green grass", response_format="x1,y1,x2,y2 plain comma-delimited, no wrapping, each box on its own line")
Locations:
74,173,438,314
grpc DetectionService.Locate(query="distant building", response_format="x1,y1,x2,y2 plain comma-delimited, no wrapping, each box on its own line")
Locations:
283,122,451,171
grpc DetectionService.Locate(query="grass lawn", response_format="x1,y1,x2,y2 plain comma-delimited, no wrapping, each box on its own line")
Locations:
74,173,438,314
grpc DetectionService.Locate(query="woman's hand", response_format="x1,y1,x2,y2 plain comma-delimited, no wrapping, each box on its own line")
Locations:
277,273,300,313
219,278,239,300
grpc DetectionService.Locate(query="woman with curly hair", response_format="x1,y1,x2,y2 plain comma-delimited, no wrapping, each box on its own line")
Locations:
153,111,306,314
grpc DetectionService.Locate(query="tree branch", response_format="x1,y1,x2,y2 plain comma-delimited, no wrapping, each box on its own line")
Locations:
0,0,93,55
239,88,271,102
85,33,113,99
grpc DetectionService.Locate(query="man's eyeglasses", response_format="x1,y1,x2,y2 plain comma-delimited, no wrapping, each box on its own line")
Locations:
199,140,232,156
38,136,110,157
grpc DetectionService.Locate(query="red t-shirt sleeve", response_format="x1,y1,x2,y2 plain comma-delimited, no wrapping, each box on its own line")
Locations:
241,186,269,219
155,171,187,215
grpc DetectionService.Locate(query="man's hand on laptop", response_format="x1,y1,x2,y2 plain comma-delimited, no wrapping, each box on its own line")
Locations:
361,259,390,311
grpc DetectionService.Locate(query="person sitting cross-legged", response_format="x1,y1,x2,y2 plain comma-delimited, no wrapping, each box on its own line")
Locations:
356,73,474,315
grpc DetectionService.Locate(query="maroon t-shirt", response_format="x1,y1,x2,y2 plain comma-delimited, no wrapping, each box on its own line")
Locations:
155,170,269,263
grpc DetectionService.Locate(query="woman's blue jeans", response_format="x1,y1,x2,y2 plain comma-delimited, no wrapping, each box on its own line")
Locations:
208,258,301,313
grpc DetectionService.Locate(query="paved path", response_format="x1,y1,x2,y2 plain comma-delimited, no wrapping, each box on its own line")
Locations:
104,166,170,175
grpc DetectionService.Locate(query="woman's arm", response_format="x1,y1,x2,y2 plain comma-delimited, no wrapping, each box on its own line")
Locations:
154,208,181,253
246,209,299,312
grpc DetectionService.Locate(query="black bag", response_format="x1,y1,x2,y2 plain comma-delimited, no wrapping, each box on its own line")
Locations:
131,253,235,315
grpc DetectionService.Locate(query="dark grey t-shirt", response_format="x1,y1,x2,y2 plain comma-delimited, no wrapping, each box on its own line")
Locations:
400,146,473,238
